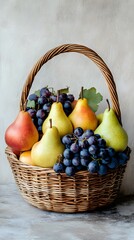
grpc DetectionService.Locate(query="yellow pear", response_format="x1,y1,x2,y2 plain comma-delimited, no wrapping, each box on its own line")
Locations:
31,119,65,168
95,100,128,151
69,98,98,131
42,102,73,137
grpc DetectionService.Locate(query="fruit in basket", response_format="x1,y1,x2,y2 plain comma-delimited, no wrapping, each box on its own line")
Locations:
26,87,75,134
5,111,39,152
19,151,34,165
69,97,98,131
94,100,128,151
31,119,65,168
42,101,73,137
97,113,103,124
53,126,129,176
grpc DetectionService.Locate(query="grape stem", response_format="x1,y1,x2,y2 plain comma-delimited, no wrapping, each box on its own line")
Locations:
57,90,60,102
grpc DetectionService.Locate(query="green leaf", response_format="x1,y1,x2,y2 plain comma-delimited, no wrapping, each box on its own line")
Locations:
59,86,69,94
26,100,36,109
34,90,40,97
82,87,103,112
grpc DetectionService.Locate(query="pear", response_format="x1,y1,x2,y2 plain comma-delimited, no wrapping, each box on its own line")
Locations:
5,111,39,152
97,113,103,125
95,100,128,151
69,98,98,131
42,102,73,137
31,119,65,168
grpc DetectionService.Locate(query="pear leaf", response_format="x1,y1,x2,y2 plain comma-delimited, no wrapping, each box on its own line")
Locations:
26,100,36,109
82,87,103,112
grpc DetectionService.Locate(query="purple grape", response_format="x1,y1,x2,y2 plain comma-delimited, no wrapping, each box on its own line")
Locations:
72,156,80,167
98,164,107,175
62,134,74,146
40,87,51,97
80,158,90,167
36,109,45,119
74,127,84,137
63,149,73,159
108,157,119,169
38,96,48,105
70,142,80,153
80,149,90,158
65,166,75,176
43,103,51,113
82,130,94,139
87,136,97,145
88,161,99,173
63,158,72,167
67,94,74,102
27,109,36,118
28,93,38,101
88,145,98,155
53,162,65,173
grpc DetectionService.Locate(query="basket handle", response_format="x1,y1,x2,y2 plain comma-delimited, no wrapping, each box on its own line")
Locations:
20,43,122,123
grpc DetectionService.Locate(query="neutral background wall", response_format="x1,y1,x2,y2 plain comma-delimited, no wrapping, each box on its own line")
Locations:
0,0,134,195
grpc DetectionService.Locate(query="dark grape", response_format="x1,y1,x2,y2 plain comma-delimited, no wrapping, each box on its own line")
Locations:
98,164,107,175
43,103,51,113
28,93,38,101
82,129,94,139
87,136,97,145
70,142,80,153
37,118,44,126
63,158,72,167
63,149,73,159
36,109,45,119
38,96,48,105
27,109,36,118
99,148,108,158
107,147,116,157
101,157,111,165
67,94,74,102
74,127,84,137
62,134,73,145
50,95,57,103
53,162,65,173
95,134,101,139
108,157,119,169
40,87,51,97
97,138,106,148
65,166,75,176
80,158,90,167
88,145,98,155
38,126,43,133
63,101,72,110
117,152,129,166
72,156,80,167
88,161,99,173
79,139,89,149
80,149,90,158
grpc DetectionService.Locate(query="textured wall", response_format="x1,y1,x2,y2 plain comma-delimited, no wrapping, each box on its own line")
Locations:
0,0,134,194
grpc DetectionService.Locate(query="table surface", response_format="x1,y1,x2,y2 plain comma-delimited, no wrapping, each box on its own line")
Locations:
0,183,134,240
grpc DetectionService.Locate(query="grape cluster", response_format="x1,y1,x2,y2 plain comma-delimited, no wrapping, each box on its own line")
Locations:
53,127,129,176
26,87,75,134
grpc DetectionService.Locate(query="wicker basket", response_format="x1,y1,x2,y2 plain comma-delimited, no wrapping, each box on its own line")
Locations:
5,44,129,213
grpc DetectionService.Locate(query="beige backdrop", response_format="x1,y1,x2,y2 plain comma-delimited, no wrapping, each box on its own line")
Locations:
0,0,134,194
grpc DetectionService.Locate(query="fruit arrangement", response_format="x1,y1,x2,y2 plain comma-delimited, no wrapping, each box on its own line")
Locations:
5,85,129,177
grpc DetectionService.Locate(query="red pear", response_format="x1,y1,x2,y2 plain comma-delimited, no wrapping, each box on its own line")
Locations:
5,111,39,152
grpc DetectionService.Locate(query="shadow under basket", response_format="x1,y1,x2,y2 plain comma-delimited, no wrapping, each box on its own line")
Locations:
5,44,130,213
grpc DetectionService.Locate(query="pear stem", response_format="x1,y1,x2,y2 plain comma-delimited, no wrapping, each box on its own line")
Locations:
49,118,52,128
81,86,84,99
106,99,111,111
57,90,60,102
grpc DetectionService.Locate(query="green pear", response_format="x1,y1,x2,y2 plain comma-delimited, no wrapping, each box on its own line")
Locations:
97,113,103,125
42,102,73,137
31,119,65,168
95,101,128,151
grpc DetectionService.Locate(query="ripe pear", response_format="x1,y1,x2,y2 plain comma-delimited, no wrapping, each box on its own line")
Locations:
31,119,65,168
69,98,98,131
42,102,73,137
5,111,39,152
95,101,128,151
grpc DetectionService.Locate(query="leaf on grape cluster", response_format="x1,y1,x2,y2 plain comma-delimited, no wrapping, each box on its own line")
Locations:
26,100,36,109
59,86,69,94
34,90,40,97
82,87,103,112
